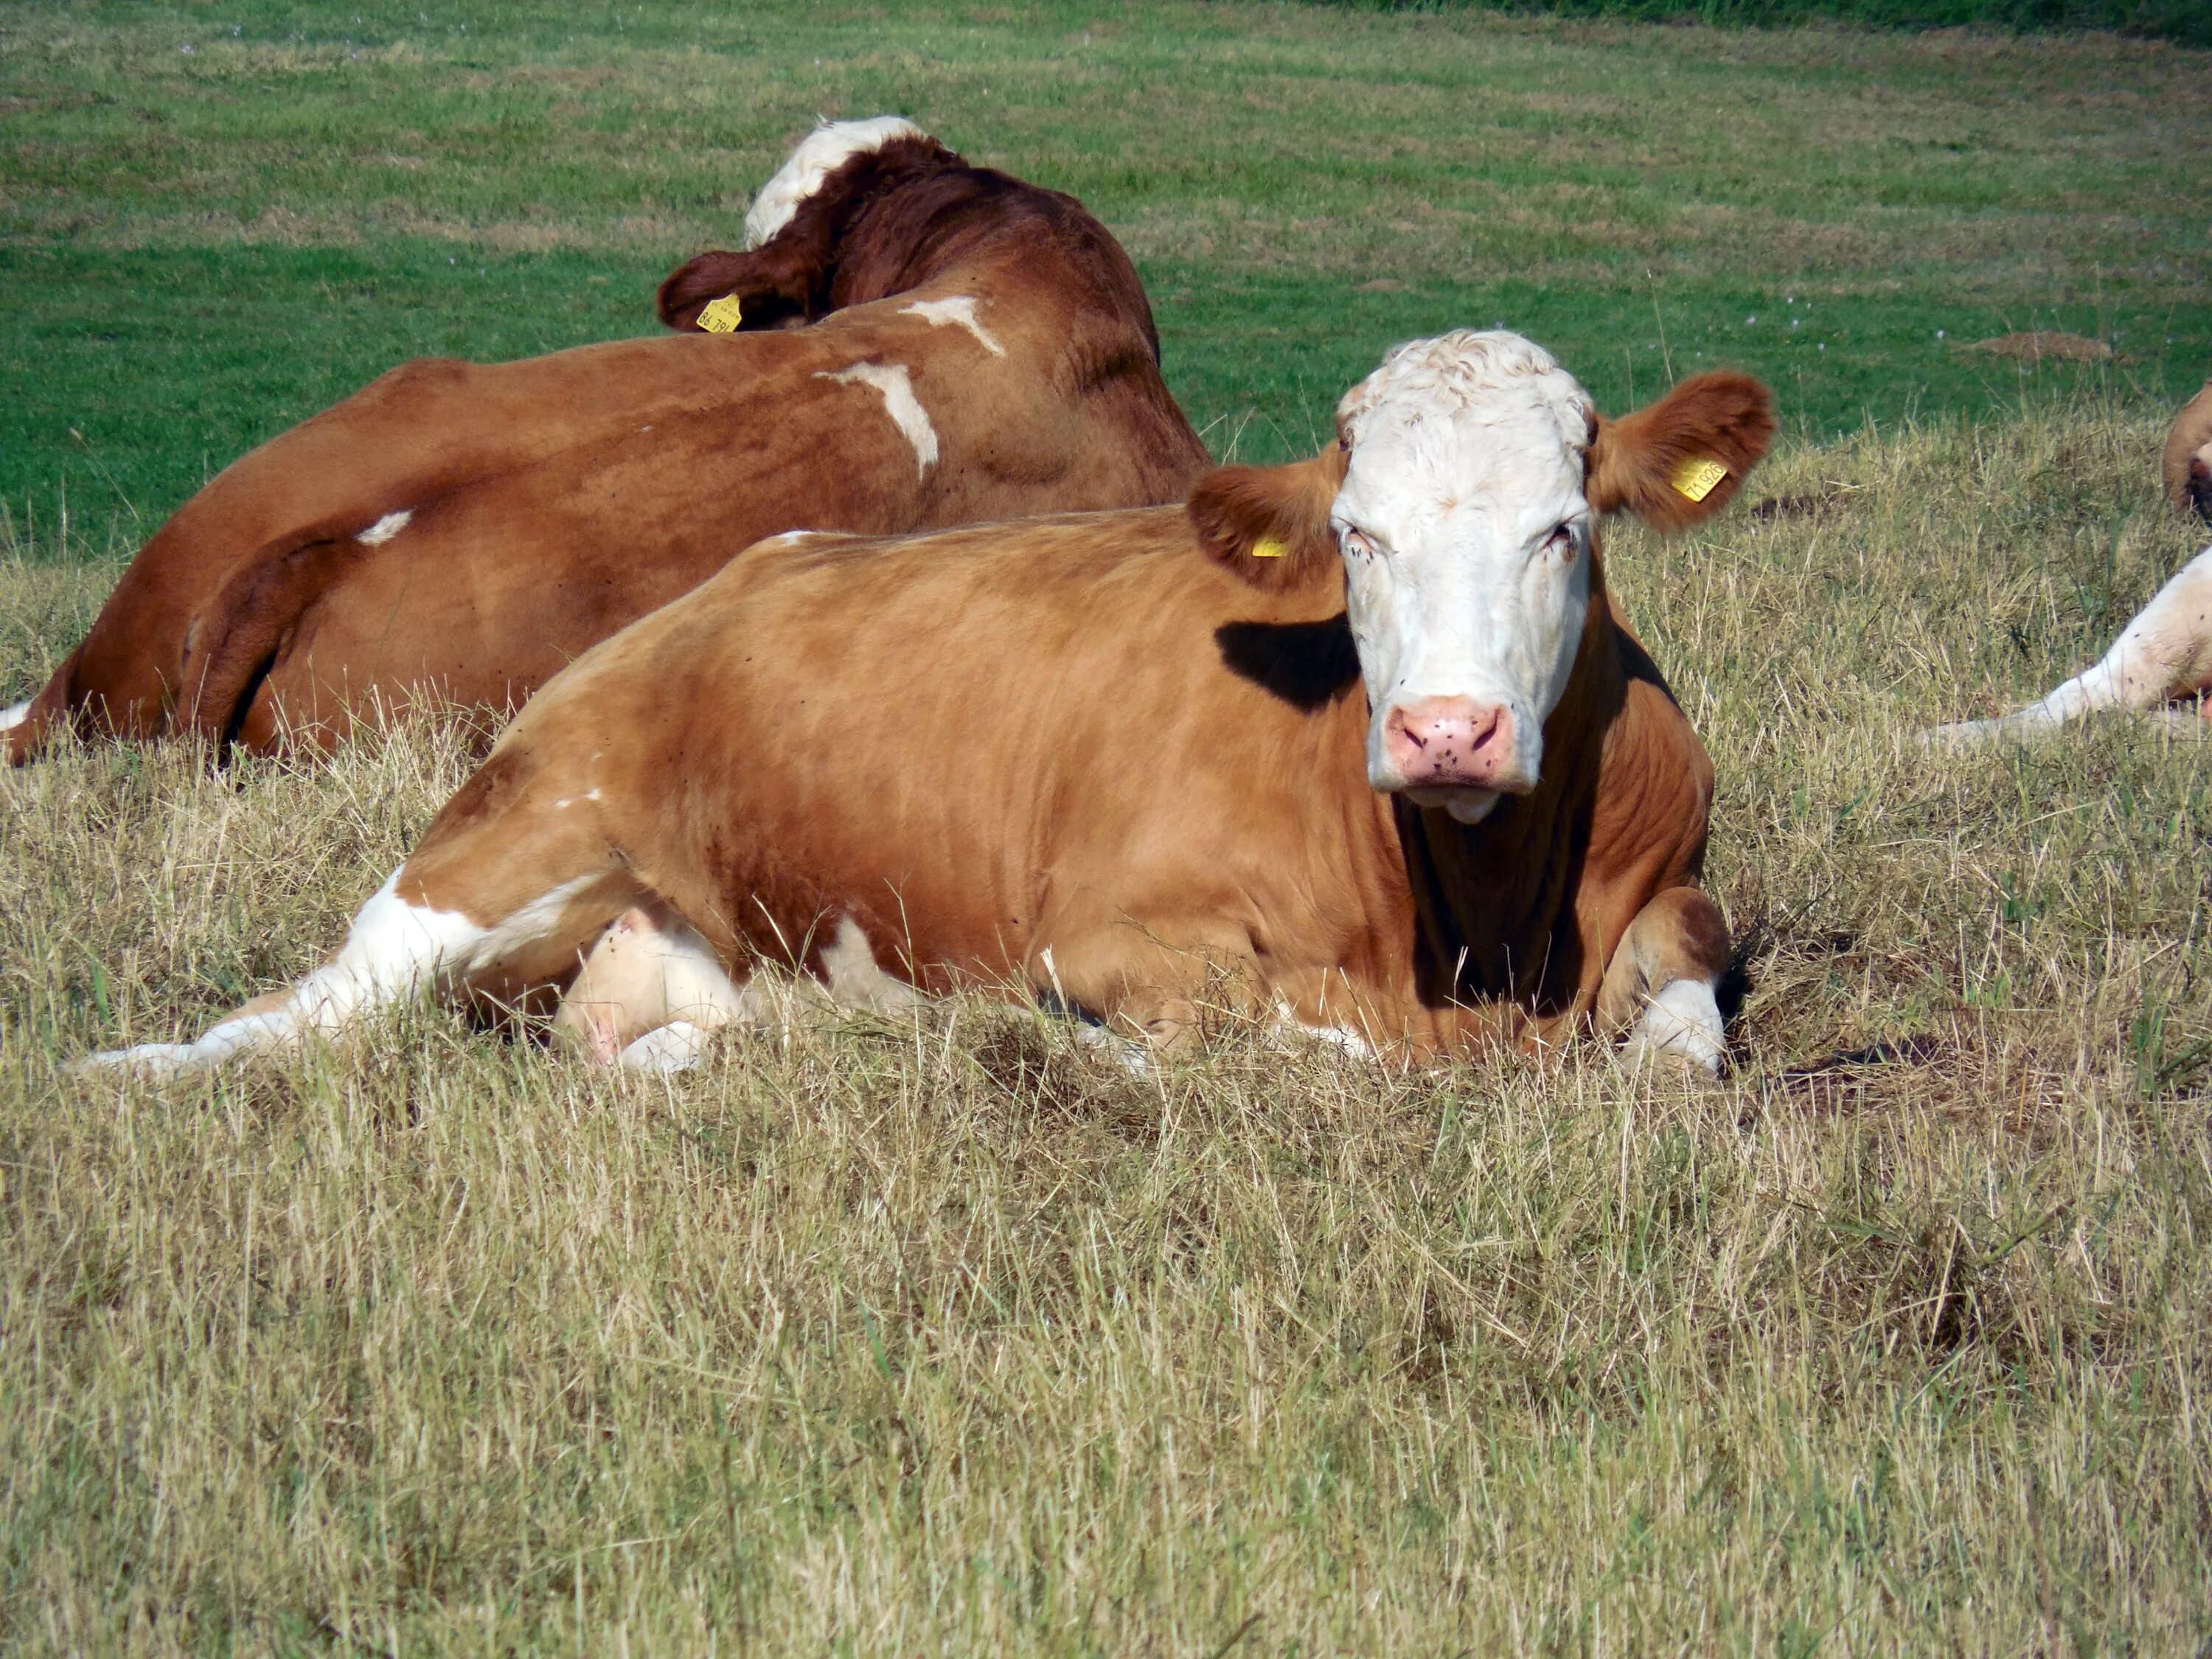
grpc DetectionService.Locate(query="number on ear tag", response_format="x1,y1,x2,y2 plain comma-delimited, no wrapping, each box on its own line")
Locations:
1670,456,1729,503
697,293,745,334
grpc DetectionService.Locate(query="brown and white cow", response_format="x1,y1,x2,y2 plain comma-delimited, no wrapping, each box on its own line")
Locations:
1927,380,2212,746
3,117,1207,762
83,333,1774,1077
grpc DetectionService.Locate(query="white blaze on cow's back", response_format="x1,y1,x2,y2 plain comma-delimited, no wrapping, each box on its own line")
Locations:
358,509,412,546
900,296,1005,357
744,115,928,248
817,362,939,477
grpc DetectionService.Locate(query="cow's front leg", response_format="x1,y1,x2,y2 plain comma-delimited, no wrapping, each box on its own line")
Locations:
1596,885,1731,1074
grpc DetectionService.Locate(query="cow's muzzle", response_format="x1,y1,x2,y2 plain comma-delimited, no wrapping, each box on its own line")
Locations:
1380,697,1533,793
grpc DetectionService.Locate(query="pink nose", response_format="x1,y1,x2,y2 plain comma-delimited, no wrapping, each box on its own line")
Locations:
1383,698,1518,788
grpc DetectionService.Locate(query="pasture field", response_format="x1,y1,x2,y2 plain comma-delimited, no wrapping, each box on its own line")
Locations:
5,1,2212,1653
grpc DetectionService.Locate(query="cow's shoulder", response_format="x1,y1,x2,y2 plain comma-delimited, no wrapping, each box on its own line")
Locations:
1587,612,1714,880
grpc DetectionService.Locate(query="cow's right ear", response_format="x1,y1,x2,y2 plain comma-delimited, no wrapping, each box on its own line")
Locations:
655,239,820,332
1587,372,1775,532
1186,448,1350,594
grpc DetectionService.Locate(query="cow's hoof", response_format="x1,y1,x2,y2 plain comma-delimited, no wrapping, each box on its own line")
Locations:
1624,981,1726,1077
74,1042,198,1079
1919,718,2006,750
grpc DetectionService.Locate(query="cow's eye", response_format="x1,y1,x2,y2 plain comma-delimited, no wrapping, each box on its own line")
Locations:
1341,527,1380,559
1548,523,1578,561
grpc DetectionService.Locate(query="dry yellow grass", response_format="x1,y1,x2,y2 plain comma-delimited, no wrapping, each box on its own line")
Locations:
4,401,2211,1652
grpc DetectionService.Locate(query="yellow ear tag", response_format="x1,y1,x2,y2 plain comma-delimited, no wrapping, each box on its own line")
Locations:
1251,538,1288,558
696,293,745,334
1670,455,1730,503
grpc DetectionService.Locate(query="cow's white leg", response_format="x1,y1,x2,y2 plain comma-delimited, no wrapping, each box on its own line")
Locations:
1597,886,1731,1075
817,915,922,1014
616,1020,718,1073
85,866,624,1077
1927,544,2212,747
81,869,490,1076
556,905,930,1073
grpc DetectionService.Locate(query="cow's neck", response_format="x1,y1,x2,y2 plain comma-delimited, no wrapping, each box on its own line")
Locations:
821,150,1015,313
1388,560,1627,1017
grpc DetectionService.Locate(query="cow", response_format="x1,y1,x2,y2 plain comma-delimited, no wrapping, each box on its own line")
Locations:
1927,380,2212,747
2,116,1208,762
2165,378,2212,524
80,332,1775,1079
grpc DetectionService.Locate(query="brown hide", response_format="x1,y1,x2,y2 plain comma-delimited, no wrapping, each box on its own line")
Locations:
406,503,1716,1057
2165,380,2212,524
8,135,1207,761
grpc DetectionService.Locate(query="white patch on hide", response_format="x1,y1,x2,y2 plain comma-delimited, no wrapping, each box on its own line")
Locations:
358,509,413,546
745,115,927,248
1332,331,1597,800
901,296,1004,357
0,699,30,732
817,361,939,476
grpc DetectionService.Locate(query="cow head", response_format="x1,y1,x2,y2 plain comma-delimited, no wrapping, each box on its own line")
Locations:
1191,331,1773,824
656,116,956,332
2164,380,2212,525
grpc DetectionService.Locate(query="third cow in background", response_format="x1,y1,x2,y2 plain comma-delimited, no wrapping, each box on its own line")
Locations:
1928,380,2212,747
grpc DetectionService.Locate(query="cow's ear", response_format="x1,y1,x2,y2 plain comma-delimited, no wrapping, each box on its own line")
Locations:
655,235,822,332
1186,447,1350,593
1587,372,1775,532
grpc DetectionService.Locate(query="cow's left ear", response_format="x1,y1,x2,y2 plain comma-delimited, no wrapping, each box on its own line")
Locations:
1186,446,1351,594
1587,372,1775,532
657,225,829,332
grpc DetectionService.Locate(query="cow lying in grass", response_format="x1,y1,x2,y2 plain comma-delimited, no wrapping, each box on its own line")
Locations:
4,117,1207,762
83,332,1774,1077
1927,383,2212,747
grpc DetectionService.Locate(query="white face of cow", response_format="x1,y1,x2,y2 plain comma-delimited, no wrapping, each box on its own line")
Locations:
1330,332,1598,825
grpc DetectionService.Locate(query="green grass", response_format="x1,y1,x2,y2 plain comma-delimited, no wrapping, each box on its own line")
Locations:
1331,0,2212,49
2,1,2206,526
6,1,2212,1652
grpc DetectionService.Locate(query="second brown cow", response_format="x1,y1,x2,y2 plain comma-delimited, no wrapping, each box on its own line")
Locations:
4,116,1207,760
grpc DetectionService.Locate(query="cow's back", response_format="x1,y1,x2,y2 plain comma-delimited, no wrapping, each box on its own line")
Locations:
14,253,1208,757
490,509,1393,994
